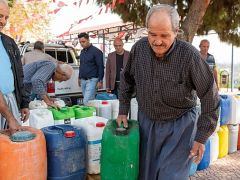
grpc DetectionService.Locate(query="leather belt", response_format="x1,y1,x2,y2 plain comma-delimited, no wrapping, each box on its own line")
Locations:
82,77,95,80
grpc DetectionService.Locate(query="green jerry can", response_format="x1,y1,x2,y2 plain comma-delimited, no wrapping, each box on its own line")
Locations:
101,119,139,180
73,105,96,119
49,107,75,125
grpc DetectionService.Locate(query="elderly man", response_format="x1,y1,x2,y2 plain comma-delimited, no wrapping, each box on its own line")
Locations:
117,4,219,180
23,60,73,108
0,0,29,130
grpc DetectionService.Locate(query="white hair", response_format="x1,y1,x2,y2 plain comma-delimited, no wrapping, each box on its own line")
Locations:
146,4,180,31
58,64,74,79
0,0,8,6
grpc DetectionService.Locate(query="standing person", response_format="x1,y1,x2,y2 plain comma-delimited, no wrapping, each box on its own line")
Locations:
199,39,219,89
117,4,219,180
22,40,59,65
105,38,129,98
23,61,73,108
0,0,29,129
78,32,104,105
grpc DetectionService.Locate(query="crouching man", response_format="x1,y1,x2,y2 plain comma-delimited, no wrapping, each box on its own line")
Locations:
23,60,73,108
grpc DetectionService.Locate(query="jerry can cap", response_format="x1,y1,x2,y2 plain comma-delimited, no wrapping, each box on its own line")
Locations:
11,131,36,142
102,101,108,105
96,122,105,127
64,131,76,138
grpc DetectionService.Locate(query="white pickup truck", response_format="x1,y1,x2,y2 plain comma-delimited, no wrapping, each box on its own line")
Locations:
19,42,83,102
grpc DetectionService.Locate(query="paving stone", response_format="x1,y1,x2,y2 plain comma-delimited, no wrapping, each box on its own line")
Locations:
88,151,240,180
189,151,240,179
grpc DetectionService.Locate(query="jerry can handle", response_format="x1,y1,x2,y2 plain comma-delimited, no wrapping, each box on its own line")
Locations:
115,122,128,136
52,125,65,134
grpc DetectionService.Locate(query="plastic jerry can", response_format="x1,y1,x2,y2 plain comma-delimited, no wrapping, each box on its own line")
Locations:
209,132,219,163
42,124,87,180
49,107,75,125
197,139,210,170
28,109,54,129
96,93,117,100
107,99,119,119
73,105,96,119
228,124,239,153
219,95,231,125
101,120,139,180
0,127,47,180
87,100,102,116
218,125,229,158
229,95,240,124
98,101,112,120
72,116,108,174
189,162,198,176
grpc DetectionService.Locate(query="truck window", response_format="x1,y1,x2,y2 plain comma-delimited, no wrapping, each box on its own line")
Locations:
67,51,74,63
45,50,56,59
56,50,68,63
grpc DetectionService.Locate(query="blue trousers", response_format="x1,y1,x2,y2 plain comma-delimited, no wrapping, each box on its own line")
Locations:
138,108,198,180
81,78,98,105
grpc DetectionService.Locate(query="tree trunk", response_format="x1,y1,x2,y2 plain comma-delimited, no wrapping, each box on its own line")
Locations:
180,0,210,42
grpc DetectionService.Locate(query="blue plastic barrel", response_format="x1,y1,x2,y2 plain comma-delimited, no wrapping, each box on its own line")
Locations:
197,139,210,170
42,125,87,180
96,93,117,100
220,95,231,125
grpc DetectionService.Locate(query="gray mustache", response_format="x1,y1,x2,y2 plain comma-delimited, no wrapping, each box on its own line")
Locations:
153,44,165,47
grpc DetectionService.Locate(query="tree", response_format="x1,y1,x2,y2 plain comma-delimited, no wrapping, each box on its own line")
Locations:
97,0,240,46
7,0,14,7
4,0,51,42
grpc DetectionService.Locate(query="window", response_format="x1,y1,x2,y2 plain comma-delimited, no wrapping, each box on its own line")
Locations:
56,50,68,63
45,49,56,59
67,51,74,63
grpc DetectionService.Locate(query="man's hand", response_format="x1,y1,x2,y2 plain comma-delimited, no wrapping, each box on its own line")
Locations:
116,115,128,128
42,95,60,109
189,141,205,164
20,108,29,122
8,117,22,131
46,101,60,109
97,82,103,89
78,79,81,87
106,88,111,93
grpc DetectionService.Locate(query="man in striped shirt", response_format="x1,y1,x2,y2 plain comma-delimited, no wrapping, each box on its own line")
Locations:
117,4,219,180
23,60,73,108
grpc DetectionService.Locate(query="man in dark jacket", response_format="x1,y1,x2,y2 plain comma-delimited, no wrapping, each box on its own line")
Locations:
78,32,104,105
105,38,129,98
0,0,29,130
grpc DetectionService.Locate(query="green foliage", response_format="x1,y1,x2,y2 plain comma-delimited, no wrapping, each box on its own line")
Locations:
7,0,14,7
198,1,240,46
97,0,240,46
6,0,51,41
